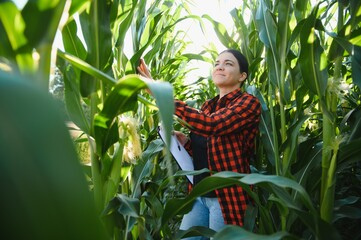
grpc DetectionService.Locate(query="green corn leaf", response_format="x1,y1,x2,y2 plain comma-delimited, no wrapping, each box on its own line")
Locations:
288,19,305,52
176,226,216,239
230,8,250,61
161,175,241,227
142,194,164,218
214,225,294,240
68,0,92,17
337,138,361,171
113,193,140,218
250,87,276,166
0,2,27,51
130,15,200,70
334,206,361,222
132,157,155,198
21,0,63,48
103,139,126,205
181,53,213,63
299,4,328,98
350,0,361,28
335,196,359,208
294,139,322,188
57,56,91,134
278,0,292,54
102,193,140,231
255,0,280,90
240,173,315,211
280,114,309,173
141,138,164,160
295,0,310,21
352,45,361,90
294,211,341,240
116,0,137,48
202,14,239,49
0,1,34,73
255,0,277,51
0,71,107,239
62,19,87,60
333,195,361,221
78,0,113,96
162,172,316,227
21,0,66,86
94,74,173,155
57,50,117,85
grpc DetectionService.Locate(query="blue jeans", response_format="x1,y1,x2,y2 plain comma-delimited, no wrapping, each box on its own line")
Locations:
180,197,225,240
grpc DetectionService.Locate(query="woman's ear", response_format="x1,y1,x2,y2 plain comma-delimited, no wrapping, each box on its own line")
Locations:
239,72,247,83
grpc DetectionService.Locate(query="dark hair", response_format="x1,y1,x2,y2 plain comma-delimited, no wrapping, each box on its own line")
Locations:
220,49,248,77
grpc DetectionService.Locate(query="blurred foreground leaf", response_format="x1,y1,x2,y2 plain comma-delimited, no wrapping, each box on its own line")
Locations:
0,71,107,240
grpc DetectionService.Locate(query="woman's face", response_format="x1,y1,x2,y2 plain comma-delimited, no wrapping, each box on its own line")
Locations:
212,52,247,90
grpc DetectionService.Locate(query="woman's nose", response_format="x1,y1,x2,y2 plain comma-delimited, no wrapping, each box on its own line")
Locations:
215,64,224,71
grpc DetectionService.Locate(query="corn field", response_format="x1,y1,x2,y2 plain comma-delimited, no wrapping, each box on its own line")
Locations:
1,0,361,239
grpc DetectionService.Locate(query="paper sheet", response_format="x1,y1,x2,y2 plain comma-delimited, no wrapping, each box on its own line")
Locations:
157,126,194,184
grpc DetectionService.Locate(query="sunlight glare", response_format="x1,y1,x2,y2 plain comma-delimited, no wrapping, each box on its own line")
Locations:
179,0,244,83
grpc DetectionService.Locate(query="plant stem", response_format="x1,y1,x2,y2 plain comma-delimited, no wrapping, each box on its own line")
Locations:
38,1,67,89
320,55,340,222
320,2,344,221
321,144,338,222
88,135,104,214
269,83,281,175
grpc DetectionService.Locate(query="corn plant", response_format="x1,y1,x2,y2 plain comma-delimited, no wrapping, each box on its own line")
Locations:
57,0,190,238
1,0,176,238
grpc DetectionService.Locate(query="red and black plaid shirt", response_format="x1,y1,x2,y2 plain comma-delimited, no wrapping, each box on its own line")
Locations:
175,88,261,226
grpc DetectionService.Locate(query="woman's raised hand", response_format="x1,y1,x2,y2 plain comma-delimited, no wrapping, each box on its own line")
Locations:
137,59,153,79
137,59,155,95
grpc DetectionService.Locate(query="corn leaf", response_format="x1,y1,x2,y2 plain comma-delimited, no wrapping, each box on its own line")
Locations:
0,71,107,239
202,14,238,49
162,172,317,227
0,1,33,72
62,19,87,60
214,226,294,240
94,74,173,155
299,4,328,97
352,45,361,90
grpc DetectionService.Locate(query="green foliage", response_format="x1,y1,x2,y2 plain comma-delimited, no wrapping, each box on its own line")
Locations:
57,0,188,238
0,0,66,87
0,71,107,239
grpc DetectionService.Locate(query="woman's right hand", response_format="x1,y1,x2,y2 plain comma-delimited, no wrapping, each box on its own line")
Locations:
137,59,155,95
137,59,153,79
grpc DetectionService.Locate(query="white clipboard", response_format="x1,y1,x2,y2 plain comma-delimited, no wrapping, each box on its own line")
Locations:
157,125,194,184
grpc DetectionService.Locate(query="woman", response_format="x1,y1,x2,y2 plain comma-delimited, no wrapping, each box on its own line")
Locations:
138,49,261,237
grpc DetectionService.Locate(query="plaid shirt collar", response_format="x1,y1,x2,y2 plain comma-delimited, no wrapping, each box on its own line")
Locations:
206,88,243,109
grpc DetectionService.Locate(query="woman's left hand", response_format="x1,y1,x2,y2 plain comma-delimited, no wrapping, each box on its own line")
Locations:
174,131,189,146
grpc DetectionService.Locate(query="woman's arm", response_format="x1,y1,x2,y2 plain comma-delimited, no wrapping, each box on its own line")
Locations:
174,94,261,137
